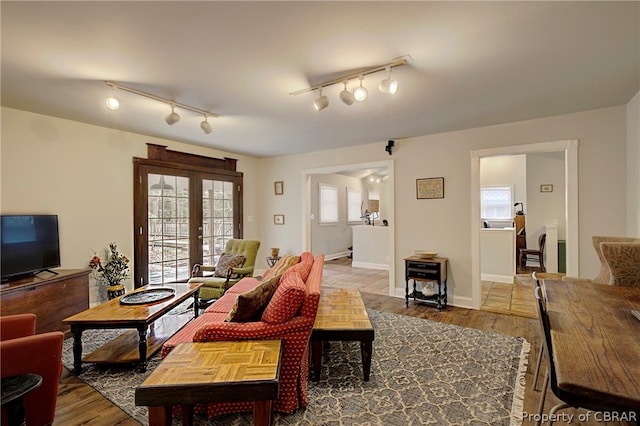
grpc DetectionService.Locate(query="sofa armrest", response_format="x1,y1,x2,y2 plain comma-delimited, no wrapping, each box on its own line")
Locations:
229,265,253,277
193,316,314,342
0,314,36,341
192,264,216,277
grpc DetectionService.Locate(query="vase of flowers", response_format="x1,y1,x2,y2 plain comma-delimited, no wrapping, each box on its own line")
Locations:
89,243,130,300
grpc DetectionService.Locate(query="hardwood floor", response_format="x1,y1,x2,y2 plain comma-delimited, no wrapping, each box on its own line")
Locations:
53,268,635,426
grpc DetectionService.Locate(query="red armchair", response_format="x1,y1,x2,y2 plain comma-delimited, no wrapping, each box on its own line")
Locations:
1,314,64,426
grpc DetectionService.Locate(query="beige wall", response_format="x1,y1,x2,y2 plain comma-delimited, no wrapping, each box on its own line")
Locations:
2,102,635,308
258,105,629,307
1,108,260,302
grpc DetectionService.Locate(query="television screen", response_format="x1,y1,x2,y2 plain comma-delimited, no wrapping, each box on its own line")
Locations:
1,215,61,281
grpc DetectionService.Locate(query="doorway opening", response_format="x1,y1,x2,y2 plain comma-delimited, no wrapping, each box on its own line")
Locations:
302,160,395,296
471,140,579,310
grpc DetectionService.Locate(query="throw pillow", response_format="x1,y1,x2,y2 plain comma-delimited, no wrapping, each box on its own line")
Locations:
225,275,280,322
213,253,246,278
262,255,300,281
261,269,306,324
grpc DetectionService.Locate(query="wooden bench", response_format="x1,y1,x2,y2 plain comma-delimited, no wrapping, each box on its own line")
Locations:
311,288,375,381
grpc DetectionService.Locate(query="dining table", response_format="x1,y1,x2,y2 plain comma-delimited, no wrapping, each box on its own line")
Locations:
542,279,640,411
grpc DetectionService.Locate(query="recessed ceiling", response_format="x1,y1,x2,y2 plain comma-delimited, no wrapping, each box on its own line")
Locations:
1,1,638,158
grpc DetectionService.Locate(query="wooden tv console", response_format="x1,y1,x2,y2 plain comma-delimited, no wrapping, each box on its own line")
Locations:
1,269,90,335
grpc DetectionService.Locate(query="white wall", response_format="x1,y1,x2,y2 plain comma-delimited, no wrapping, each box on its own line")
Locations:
258,105,628,307
480,154,526,226
309,173,362,258
526,151,566,244
2,103,632,309
1,107,260,303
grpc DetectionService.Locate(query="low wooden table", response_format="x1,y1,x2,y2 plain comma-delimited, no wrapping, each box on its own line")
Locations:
63,282,202,374
0,374,42,426
135,340,282,426
311,287,375,381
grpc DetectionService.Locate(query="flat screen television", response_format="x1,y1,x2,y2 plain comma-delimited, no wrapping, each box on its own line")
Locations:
1,215,61,282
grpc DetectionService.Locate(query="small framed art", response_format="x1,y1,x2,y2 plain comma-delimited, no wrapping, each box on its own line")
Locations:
540,184,553,193
274,214,285,225
274,181,284,195
416,177,444,199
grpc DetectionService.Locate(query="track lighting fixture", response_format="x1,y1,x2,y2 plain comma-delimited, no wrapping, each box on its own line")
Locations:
339,81,355,105
200,115,212,134
353,75,368,102
105,97,119,110
378,66,398,94
290,55,411,111
314,88,329,111
165,105,180,125
104,81,219,134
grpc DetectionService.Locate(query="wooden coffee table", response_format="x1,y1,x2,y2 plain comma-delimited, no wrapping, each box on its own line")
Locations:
63,282,202,373
135,340,282,426
311,287,375,381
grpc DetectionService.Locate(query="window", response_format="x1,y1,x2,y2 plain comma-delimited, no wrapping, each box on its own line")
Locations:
319,184,338,223
347,188,362,222
481,186,513,220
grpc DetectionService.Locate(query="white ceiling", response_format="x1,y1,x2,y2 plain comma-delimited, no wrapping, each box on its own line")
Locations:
2,1,638,158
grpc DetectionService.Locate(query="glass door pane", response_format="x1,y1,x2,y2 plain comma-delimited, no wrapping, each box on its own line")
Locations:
202,179,234,267
147,174,191,284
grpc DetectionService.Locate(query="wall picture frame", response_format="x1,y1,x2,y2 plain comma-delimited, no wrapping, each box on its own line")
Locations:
274,181,284,195
540,184,553,193
274,214,285,225
416,177,445,199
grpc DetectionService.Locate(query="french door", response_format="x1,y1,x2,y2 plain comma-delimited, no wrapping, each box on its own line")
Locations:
133,162,243,288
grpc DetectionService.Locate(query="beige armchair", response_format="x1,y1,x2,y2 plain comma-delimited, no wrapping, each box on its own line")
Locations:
600,242,640,287
188,239,260,301
562,236,640,285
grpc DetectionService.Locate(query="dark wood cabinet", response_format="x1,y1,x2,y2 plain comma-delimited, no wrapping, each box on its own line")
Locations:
404,256,448,310
1,269,90,335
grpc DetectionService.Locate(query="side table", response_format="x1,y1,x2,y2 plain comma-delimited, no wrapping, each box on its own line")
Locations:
136,340,282,426
266,256,281,267
1,374,42,426
404,256,448,310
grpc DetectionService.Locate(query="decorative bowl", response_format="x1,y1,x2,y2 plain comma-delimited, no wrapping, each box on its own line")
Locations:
414,250,437,258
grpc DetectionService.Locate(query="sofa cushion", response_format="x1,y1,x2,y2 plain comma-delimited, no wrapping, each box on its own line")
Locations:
214,253,246,278
262,255,300,281
225,275,281,322
261,269,306,324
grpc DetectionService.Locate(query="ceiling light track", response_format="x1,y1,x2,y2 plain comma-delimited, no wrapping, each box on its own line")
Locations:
104,81,219,134
289,55,411,97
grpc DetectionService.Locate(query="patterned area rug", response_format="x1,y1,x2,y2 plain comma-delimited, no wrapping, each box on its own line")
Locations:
62,309,529,426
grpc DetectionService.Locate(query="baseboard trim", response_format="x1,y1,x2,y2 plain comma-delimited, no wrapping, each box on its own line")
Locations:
481,273,514,284
352,261,389,271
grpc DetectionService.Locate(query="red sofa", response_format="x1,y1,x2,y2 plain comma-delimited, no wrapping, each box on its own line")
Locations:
1,313,64,426
162,252,324,417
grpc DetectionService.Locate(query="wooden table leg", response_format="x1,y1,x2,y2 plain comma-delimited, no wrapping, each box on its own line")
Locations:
311,340,323,382
71,325,84,374
253,400,272,426
360,340,373,381
147,406,172,426
137,326,148,372
180,404,193,426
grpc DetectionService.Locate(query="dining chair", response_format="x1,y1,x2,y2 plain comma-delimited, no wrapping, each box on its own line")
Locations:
530,272,545,392
519,233,546,272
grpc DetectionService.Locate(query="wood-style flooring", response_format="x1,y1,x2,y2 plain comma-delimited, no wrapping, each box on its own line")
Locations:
53,264,635,426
